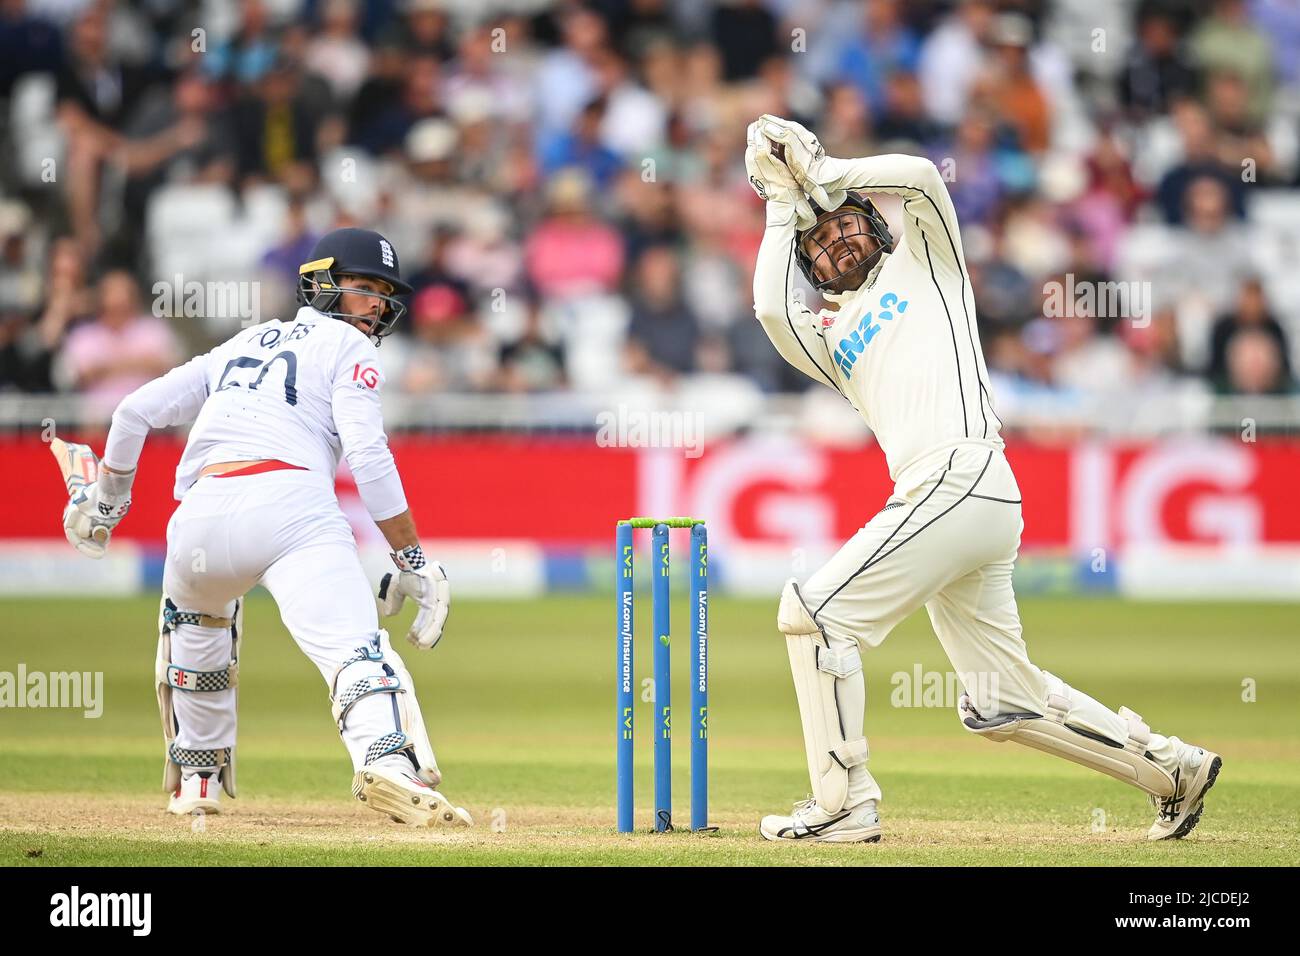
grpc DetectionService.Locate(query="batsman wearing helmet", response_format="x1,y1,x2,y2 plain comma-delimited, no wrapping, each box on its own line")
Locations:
746,115,1221,843
60,227,473,828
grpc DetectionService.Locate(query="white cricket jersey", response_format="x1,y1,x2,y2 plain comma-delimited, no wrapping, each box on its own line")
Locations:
103,306,408,520
753,153,1003,493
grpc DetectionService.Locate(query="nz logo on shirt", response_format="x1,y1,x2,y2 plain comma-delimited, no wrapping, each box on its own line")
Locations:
831,292,908,379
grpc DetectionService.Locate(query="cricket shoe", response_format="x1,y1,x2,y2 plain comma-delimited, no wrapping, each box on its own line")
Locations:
167,770,221,816
1147,743,1222,841
760,797,882,843
352,763,473,829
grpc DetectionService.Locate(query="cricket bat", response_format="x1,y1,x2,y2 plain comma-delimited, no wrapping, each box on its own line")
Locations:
50,437,109,543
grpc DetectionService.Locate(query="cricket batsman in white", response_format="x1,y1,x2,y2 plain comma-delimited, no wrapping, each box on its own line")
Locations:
59,227,473,828
746,116,1222,843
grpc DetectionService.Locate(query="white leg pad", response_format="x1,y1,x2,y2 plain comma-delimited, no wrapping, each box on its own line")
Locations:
156,596,241,799
957,672,1176,798
779,578,869,814
329,630,442,788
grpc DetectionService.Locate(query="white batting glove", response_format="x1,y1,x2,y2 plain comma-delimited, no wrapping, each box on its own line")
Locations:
746,119,816,229
62,480,131,559
377,545,450,650
755,114,846,214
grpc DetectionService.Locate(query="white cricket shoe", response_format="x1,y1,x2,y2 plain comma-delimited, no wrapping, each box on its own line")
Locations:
760,797,882,843
167,770,221,816
352,763,473,829
1147,743,1222,841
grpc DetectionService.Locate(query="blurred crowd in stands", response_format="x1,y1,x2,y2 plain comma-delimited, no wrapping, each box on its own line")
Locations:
1,0,1298,415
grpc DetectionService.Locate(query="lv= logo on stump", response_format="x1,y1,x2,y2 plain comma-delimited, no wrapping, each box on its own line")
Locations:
615,518,716,833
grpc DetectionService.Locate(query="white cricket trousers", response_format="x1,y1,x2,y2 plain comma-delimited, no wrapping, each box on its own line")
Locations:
799,444,1181,805
161,468,410,774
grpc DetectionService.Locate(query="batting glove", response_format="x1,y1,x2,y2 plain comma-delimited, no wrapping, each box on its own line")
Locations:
755,114,846,214
62,480,131,559
377,545,451,650
746,120,816,229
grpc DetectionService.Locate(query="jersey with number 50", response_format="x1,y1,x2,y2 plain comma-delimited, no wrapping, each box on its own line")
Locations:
102,306,405,519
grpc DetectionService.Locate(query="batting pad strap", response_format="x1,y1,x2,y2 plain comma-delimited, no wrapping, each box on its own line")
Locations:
1041,672,1072,723
366,731,411,764
830,737,869,769
817,644,862,679
169,742,230,769
162,601,233,631
1118,706,1153,755
165,662,237,693
330,643,385,698
332,674,402,728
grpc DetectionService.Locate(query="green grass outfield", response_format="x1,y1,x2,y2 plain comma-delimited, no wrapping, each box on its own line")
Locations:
1,595,1296,866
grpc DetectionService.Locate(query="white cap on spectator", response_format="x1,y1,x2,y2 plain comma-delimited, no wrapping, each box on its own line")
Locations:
0,200,32,238
406,119,458,164
989,13,1033,48
447,87,495,126
465,203,510,243
1038,153,1088,204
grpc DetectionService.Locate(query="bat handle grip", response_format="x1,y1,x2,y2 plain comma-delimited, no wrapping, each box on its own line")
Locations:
92,527,110,543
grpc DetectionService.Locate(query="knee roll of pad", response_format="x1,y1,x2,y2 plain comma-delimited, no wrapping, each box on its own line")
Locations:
957,672,1176,798
157,595,241,799
778,580,864,679
777,576,821,636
